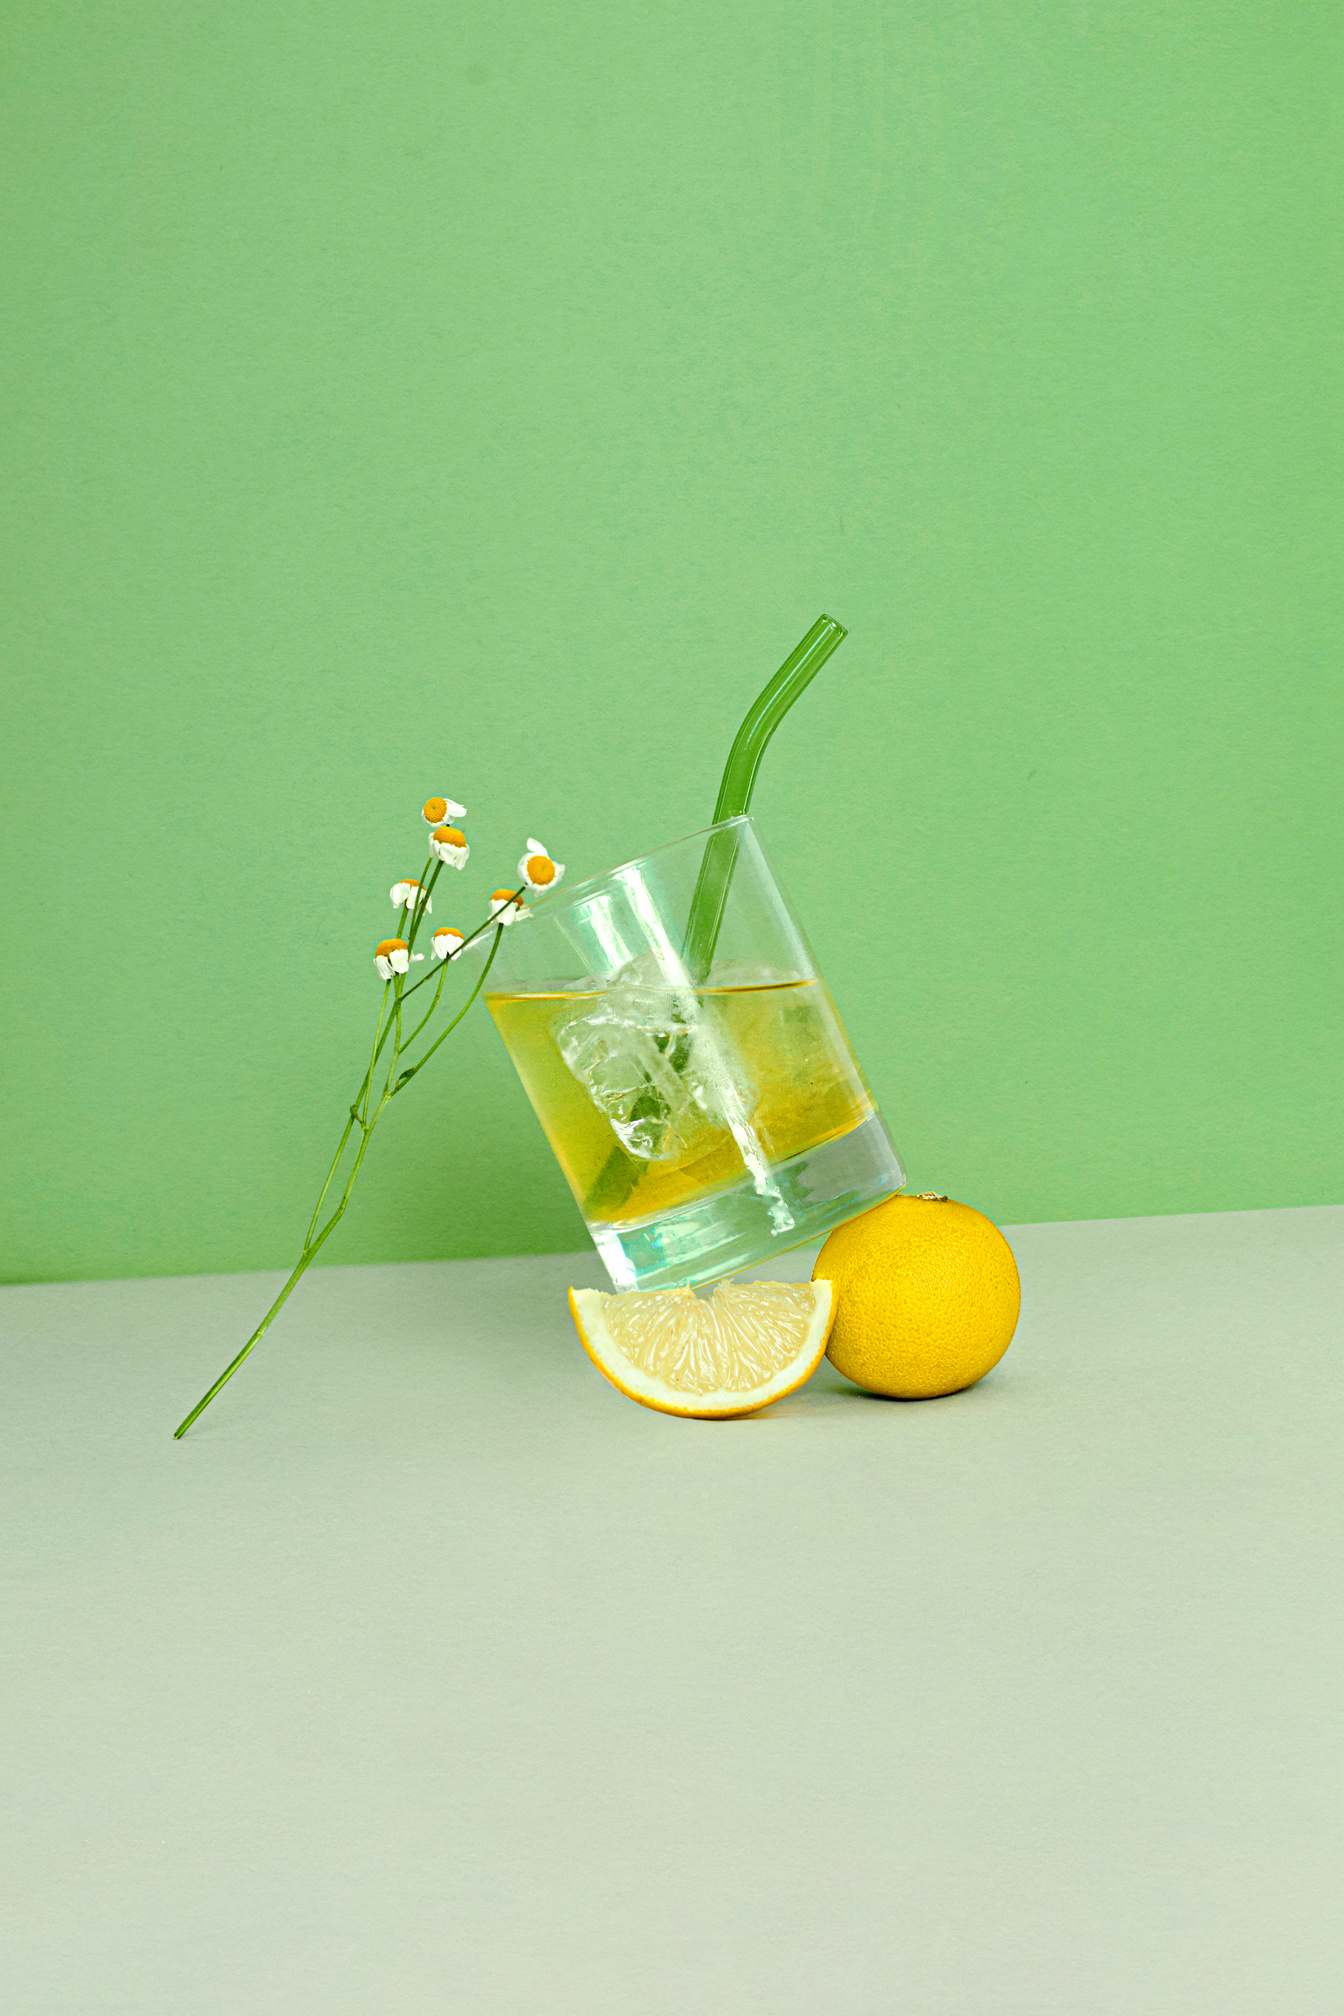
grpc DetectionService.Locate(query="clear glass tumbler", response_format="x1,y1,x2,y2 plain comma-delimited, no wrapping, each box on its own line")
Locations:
486,816,906,1291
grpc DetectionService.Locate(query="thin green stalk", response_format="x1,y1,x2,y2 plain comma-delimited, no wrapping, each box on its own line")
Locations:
173,1126,377,1440
393,924,503,1093
302,985,394,1245
372,891,519,1080
391,896,519,1067
400,955,451,1052
363,873,504,1083
173,897,516,1440
353,983,393,1119
303,1116,357,1248
392,900,512,1007
356,982,395,1130
404,854,438,956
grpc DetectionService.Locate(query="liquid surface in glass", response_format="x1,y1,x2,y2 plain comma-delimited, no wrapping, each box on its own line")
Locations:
487,966,874,1226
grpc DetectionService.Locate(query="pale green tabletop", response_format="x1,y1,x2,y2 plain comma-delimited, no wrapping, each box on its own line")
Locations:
3,1207,1340,2014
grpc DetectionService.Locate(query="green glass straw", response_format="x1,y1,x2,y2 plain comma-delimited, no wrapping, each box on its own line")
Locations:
683,613,847,980
584,614,846,1219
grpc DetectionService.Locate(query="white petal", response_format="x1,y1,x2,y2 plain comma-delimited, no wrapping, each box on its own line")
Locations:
525,838,547,855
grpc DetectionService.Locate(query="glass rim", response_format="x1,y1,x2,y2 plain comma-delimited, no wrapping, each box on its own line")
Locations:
515,813,757,924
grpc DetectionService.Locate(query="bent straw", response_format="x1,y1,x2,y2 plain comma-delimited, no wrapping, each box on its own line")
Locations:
683,614,847,980
583,615,846,1219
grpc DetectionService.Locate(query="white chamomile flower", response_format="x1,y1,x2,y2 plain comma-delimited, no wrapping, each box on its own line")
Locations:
518,839,565,893
431,927,465,961
428,824,469,868
489,888,528,925
391,879,432,913
374,938,425,979
422,795,467,826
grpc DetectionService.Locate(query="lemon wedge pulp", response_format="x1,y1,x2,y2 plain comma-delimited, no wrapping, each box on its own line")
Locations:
568,1279,835,1418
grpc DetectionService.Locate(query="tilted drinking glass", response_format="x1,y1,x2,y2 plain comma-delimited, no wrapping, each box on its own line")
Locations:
487,815,906,1291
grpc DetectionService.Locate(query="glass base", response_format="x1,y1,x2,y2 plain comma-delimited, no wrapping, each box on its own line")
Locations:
588,1111,907,1293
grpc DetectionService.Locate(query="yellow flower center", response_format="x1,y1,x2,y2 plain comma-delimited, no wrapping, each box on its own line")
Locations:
433,826,466,849
423,797,448,823
527,855,556,885
376,938,407,957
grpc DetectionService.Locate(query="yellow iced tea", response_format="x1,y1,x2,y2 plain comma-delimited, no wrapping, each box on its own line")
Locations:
487,977,874,1224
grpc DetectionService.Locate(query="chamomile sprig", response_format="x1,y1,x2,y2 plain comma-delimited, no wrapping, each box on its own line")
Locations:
173,800,547,1439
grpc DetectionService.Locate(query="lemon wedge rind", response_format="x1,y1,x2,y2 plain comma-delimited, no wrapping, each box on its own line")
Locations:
568,1278,835,1419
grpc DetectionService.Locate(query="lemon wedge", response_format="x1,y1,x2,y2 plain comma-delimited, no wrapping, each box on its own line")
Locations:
568,1279,835,1418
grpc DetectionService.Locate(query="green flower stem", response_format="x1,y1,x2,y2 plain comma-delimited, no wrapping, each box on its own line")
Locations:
304,1114,357,1247
393,899,509,1003
386,852,436,1075
393,922,503,1093
365,891,517,1077
172,901,513,1441
302,981,397,1246
349,982,394,1136
359,984,394,1117
404,852,436,954
360,858,507,1088
401,953,451,1052
172,1120,379,1441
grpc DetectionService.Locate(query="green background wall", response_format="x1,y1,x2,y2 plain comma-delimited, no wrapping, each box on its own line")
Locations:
4,2,1340,1285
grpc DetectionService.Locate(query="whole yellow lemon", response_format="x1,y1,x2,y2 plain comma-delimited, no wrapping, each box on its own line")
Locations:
813,1192,1020,1398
